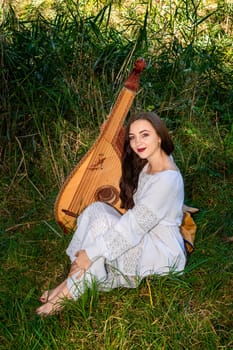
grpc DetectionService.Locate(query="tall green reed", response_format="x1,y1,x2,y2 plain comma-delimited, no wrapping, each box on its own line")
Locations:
0,0,232,216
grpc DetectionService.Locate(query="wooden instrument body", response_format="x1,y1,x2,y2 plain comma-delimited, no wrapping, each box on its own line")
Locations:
54,124,126,232
54,60,146,232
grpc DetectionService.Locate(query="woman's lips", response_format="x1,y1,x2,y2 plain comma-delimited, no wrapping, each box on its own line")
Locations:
137,147,146,153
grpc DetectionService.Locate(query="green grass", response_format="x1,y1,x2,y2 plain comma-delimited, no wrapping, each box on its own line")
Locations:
0,0,233,349
0,218,232,349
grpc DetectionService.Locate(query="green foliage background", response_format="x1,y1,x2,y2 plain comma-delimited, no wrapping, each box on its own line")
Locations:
0,0,232,349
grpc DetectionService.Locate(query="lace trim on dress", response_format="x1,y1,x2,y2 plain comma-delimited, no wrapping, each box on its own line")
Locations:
99,264,139,290
132,204,158,231
104,229,132,261
104,204,158,269
122,244,143,275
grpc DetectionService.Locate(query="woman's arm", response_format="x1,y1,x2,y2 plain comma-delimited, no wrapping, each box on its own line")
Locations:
84,172,183,262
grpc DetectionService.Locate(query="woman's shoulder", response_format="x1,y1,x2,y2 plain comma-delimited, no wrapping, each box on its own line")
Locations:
141,164,182,179
153,169,183,185
139,168,183,191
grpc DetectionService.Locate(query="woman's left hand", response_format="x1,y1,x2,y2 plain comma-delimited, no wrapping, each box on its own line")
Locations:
68,250,92,278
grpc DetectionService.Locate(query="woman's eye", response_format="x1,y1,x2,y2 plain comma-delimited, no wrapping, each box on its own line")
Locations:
142,133,149,138
129,135,135,141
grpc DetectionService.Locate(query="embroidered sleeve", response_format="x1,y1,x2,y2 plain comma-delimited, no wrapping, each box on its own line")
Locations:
86,171,183,262
132,204,158,231
104,228,132,258
100,204,159,261
85,204,158,262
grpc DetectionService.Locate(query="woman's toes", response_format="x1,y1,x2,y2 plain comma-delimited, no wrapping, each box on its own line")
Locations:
36,299,64,317
39,290,49,303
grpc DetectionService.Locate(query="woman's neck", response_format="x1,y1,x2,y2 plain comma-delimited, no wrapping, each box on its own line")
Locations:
146,152,177,174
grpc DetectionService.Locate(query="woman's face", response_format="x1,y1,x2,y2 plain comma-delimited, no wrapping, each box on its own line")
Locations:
128,119,161,160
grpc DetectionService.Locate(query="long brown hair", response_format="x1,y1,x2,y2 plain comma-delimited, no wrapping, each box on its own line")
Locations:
119,112,174,209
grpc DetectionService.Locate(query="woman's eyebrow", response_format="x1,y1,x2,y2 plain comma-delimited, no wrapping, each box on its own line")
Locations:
139,129,150,133
129,129,150,135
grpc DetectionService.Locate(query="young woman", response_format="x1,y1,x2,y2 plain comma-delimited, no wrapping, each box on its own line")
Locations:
36,111,186,316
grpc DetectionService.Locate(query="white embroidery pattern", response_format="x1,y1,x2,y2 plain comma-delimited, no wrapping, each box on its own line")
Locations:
104,229,132,261
133,204,158,231
122,244,143,274
99,264,139,290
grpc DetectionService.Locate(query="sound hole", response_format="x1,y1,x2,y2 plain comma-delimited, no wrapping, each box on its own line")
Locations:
94,185,119,205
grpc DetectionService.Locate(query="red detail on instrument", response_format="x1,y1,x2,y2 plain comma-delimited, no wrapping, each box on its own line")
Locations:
62,209,78,218
88,154,106,170
124,58,146,91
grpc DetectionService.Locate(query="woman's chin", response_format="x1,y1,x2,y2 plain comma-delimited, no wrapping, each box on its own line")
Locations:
137,153,147,159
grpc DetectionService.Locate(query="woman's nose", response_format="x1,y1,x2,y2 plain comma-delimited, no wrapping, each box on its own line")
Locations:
135,137,142,146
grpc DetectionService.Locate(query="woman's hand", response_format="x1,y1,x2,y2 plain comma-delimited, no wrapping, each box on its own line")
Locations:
68,250,92,278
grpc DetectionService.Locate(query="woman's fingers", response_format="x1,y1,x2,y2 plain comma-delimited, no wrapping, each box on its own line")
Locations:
68,250,92,277
68,262,79,276
68,262,85,278
75,250,92,270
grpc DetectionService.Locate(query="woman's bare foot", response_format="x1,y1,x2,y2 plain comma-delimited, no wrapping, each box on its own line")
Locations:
36,260,91,316
39,285,64,303
39,280,67,304
36,296,65,316
36,281,73,317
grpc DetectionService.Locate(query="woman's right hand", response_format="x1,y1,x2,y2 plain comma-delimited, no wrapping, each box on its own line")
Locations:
68,250,92,278
68,260,80,277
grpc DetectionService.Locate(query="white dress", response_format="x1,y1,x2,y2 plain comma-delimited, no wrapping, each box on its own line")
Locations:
66,167,186,299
